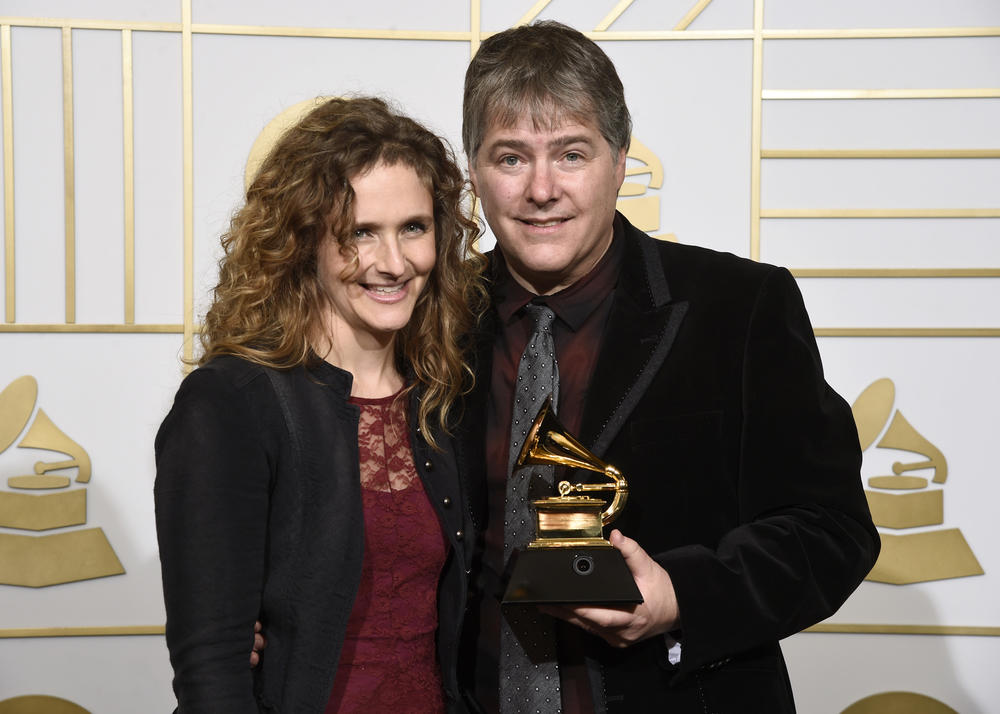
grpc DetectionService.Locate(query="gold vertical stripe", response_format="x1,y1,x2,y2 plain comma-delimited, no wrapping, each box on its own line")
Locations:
470,0,481,57
749,0,763,261
182,0,194,360
595,0,636,32
2,25,14,322
62,26,75,323
674,0,714,31
122,29,134,324
469,0,481,239
515,0,552,27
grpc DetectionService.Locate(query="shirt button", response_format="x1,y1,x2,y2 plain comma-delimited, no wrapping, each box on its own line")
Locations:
442,497,452,508
455,530,464,541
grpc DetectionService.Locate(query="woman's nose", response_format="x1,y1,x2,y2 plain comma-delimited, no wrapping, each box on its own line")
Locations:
373,235,406,276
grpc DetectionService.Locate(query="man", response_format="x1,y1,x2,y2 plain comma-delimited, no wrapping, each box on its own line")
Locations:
459,20,879,713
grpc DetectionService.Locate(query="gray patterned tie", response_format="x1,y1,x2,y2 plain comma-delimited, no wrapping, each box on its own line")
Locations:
500,302,561,713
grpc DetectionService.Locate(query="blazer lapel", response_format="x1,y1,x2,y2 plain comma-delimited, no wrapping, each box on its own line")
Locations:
580,217,688,458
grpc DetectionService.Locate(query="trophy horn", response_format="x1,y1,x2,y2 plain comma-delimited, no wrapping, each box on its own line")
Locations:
517,397,628,526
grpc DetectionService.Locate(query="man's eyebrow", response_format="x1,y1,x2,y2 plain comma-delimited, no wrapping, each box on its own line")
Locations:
484,138,529,153
484,134,597,153
549,134,595,149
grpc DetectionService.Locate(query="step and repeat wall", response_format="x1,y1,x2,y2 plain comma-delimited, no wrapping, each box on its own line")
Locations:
1,1,997,712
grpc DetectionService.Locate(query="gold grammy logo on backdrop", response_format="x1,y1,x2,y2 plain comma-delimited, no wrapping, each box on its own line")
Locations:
616,135,677,242
0,376,124,587
852,378,982,584
0,694,90,714
842,690,958,714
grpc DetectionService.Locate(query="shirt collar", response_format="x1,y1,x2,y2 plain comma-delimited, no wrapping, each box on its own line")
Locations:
494,214,624,330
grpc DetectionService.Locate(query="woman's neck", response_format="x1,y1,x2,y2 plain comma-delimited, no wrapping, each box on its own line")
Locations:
347,357,404,398
312,328,404,399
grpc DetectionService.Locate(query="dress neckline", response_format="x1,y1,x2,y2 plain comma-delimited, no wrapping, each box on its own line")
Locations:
349,384,407,407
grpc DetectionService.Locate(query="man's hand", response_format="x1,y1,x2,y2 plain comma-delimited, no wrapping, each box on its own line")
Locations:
250,620,266,667
541,529,679,648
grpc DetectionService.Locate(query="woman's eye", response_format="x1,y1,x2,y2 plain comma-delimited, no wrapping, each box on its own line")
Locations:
352,228,373,239
404,222,427,234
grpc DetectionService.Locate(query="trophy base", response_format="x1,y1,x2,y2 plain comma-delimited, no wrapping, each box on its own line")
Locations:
502,545,643,604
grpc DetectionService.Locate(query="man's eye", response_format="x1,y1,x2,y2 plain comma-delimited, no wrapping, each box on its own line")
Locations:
501,155,519,166
565,152,581,162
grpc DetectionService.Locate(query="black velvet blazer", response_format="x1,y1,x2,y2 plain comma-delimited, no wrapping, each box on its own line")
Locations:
465,214,879,713
155,356,477,713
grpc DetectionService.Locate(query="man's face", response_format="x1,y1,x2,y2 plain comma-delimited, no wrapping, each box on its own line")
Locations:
469,115,626,296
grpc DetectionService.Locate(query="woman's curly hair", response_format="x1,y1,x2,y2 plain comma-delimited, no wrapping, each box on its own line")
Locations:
200,96,487,447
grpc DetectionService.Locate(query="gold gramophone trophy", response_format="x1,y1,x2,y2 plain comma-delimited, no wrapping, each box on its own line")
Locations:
502,397,642,604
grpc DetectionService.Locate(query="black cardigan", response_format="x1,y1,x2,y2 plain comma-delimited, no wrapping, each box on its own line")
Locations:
155,356,476,713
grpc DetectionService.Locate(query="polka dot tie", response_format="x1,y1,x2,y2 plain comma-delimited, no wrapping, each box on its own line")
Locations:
500,302,561,713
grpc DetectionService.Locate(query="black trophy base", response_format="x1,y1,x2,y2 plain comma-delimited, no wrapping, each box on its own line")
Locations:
501,546,643,605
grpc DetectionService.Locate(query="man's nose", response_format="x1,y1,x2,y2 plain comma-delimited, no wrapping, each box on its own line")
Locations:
526,162,559,205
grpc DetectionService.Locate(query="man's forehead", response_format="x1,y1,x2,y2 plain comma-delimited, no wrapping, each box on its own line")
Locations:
482,111,601,144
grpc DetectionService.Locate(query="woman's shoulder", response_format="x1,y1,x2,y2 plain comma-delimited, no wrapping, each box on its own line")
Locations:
168,355,354,437
160,357,273,432
195,353,271,386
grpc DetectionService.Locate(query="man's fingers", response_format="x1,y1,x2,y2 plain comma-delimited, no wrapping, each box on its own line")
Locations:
609,529,651,578
541,602,635,631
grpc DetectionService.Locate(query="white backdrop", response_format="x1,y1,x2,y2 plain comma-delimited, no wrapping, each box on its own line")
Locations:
1,1,998,712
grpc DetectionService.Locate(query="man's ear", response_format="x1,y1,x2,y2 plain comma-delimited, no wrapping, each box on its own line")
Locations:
613,147,627,189
468,159,480,196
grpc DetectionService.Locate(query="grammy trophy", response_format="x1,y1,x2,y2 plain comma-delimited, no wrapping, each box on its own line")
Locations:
502,397,643,604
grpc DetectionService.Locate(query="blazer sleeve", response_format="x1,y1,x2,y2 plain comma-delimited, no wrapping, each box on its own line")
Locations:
154,365,273,712
656,267,879,672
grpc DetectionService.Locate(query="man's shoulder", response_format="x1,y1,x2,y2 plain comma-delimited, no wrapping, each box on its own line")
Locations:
622,226,782,301
626,226,775,279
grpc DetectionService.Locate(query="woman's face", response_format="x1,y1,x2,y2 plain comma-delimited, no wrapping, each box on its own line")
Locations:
317,162,437,347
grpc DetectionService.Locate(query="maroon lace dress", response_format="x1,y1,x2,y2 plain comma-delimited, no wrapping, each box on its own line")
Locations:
325,390,449,713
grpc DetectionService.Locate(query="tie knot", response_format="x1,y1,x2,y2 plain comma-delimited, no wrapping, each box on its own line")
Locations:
523,303,556,334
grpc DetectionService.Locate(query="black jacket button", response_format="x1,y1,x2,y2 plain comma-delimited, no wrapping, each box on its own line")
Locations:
455,530,464,541
442,497,452,507
424,460,433,471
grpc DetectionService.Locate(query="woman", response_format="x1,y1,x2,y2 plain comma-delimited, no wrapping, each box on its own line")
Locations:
154,97,485,713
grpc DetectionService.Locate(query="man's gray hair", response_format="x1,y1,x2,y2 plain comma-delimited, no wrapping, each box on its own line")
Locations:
462,20,632,164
